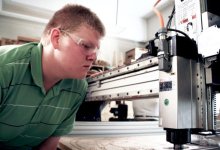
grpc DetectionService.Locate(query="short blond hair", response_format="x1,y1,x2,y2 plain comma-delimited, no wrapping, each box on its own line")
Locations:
41,4,105,46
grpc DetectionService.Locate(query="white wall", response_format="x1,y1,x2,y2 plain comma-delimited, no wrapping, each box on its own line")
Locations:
0,14,143,66
1,0,150,42
0,0,176,66
146,4,174,41
0,15,44,39
99,36,143,67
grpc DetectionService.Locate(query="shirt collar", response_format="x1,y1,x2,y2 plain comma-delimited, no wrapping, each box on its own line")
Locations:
31,43,45,94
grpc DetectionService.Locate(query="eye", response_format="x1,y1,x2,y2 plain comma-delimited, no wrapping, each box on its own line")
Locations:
80,42,92,51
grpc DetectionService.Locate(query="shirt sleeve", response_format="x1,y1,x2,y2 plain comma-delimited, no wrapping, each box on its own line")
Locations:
52,88,87,136
0,73,3,105
51,109,78,136
0,87,2,105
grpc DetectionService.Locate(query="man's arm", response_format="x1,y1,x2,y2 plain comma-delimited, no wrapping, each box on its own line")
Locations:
34,137,60,150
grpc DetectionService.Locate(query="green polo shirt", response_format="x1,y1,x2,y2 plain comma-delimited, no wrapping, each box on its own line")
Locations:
0,43,88,149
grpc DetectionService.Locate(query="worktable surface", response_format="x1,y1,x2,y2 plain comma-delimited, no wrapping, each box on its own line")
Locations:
58,134,217,150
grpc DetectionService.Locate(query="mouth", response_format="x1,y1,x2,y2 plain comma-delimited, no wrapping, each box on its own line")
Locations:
83,65,91,71
83,65,91,68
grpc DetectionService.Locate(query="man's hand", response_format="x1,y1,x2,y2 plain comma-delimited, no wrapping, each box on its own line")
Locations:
34,137,60,150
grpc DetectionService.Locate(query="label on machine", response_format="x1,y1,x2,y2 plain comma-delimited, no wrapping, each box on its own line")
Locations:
175,0,202,40
159,81,172,92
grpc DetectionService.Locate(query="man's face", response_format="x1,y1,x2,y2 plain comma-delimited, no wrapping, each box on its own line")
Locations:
57,25,101,79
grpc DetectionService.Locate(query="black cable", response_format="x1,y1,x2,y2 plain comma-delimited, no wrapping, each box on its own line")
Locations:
166,5,175,29
166,6,192,40
167,28,191,40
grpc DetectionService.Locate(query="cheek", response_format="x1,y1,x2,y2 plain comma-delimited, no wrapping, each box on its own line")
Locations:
58,41,85,64
64,50,85,66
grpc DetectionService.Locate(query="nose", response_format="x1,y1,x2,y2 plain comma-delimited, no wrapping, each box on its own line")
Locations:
86,53,97,61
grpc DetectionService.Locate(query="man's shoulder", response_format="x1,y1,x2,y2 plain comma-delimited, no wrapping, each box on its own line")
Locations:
0,42,38,52
0,43,40,87
0,42,39,65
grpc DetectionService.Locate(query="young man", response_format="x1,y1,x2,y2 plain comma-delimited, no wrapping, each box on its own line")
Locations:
0,4,105,150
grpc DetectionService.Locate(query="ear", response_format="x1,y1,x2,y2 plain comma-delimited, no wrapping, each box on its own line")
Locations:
50,28,61,49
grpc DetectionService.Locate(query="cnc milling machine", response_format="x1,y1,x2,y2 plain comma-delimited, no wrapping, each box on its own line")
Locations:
81,0,220,149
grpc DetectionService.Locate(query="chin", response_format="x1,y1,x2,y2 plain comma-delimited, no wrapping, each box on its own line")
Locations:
72,74,86,79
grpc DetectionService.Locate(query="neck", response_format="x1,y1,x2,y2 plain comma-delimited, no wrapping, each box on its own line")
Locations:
42,47,60,92
43,76,59,92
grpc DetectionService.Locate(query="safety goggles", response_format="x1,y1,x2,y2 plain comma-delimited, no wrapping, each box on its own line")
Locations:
60,29,99,55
